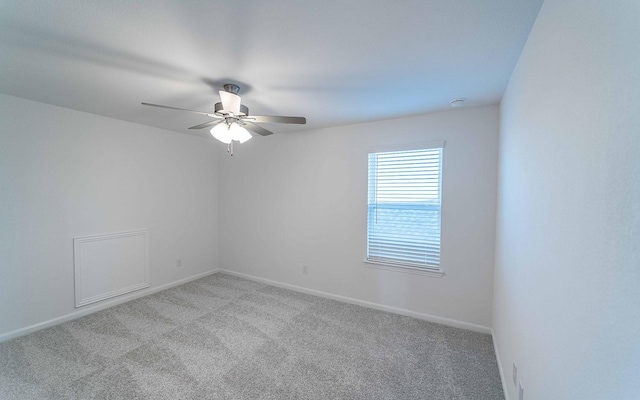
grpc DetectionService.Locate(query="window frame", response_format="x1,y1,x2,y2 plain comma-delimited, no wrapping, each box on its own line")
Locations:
364,141,445,278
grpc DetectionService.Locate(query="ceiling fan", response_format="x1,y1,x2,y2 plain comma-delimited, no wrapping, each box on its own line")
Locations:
142,84,306,155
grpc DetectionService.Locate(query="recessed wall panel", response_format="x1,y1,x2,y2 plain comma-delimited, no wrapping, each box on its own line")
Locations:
73,230,150,307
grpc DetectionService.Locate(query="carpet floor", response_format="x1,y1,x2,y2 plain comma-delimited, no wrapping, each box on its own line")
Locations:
0,273,503,399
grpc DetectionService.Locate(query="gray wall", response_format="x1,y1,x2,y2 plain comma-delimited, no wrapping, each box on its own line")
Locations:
219,106,499,329
0,94,220,338
494,0,640,398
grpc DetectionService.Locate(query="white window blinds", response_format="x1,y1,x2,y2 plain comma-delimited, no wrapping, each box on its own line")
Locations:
367,146,443,269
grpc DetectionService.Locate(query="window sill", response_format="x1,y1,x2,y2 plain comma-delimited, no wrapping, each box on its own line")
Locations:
363,260,444,278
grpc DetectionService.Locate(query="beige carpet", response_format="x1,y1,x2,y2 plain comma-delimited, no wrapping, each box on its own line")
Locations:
0,273,503,399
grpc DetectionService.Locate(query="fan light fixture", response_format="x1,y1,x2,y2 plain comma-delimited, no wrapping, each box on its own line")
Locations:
211,122,252,144
142,83,306,156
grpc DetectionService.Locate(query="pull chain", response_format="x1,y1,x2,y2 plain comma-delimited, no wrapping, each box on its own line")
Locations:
227,141,234,156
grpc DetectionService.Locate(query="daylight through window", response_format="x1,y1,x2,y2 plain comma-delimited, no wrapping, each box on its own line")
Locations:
367,146,443,270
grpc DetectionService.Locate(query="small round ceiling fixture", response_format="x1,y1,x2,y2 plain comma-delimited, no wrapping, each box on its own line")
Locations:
450,98,465,107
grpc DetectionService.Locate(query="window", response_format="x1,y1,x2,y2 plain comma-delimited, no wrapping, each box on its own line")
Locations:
367,144,443,273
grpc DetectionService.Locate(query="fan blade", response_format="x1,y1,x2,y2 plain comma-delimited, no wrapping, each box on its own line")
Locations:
141,102,214,117
219,91,241,115
242,115,306,124
243,121,273,136
188,120,222,130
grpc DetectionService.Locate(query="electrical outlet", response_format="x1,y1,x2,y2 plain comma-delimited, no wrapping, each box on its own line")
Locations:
512,363,517,386
302,265,308,274
519,382,524,400
177,259,182,268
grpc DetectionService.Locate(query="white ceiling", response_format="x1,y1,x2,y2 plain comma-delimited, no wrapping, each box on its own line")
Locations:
0,0,543,138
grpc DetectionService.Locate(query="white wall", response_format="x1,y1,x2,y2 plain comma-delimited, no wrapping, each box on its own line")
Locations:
0,94,219,338
219,106,499,328
494,1,640,399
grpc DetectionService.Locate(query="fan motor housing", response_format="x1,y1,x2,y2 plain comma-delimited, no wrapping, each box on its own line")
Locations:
214,102,249,116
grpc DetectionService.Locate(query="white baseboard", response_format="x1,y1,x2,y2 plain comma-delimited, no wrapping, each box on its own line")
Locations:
219,269,492,334
492,329,510,400
0,269,220,343
2,267,494,344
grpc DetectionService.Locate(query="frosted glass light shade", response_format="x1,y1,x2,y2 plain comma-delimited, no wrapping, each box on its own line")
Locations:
230,123,252,143
210,123,233,144
210,122,252,144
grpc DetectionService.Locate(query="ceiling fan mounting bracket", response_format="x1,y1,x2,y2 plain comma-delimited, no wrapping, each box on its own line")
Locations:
223,83,240,95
